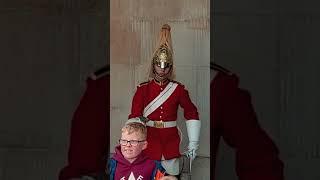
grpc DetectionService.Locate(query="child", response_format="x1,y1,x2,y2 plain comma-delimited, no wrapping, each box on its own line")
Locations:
108,122,168,180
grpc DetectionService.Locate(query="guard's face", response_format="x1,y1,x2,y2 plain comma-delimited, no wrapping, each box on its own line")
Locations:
154,64,171,77
120,131,147,163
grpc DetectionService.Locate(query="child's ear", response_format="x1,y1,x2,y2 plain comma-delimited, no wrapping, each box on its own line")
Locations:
142,141,148,150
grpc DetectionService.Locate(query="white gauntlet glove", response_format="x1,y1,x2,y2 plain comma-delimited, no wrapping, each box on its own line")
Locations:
185,120,201,161
126,116,149,125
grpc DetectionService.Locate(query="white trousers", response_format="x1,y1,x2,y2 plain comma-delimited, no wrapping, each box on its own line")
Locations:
161,155,180,175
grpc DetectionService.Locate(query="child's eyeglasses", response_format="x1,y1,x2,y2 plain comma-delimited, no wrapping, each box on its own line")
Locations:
119,139,146,146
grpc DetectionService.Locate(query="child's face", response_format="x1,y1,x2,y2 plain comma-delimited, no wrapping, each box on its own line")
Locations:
120,131,147,163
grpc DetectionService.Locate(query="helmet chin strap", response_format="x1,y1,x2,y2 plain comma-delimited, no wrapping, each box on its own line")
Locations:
153,69,171,85
154,72,168,83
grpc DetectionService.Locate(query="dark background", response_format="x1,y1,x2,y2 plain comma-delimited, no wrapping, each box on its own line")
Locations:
1,0,320,179
0,0,108,179
213,0,320,179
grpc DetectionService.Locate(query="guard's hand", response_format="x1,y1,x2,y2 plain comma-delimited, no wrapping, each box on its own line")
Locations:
185,120,201,161
126,117,148,126
186,141,199,160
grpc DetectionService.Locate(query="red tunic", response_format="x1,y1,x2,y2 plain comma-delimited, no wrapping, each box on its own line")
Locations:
129,79,199,160
59,75,109,180
211,70,284,180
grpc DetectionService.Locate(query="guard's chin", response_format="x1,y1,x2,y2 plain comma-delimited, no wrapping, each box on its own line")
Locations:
155,74,167,80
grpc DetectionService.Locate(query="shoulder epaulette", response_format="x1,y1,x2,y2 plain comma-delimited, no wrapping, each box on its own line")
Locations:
170,80,182,85
210,62,233,76
138,81,150,87
90,65,109,80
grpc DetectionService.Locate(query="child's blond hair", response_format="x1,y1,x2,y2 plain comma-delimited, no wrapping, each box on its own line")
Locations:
121,122,147,139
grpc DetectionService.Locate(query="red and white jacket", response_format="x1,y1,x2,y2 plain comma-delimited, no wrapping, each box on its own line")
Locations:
129,79,199,160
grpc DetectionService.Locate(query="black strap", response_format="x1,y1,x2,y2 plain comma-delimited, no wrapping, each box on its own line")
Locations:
93,65,109,76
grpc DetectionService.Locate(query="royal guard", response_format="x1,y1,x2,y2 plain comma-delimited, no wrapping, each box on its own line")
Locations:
59,66,109,180
126,24,201,177
211,63,284,180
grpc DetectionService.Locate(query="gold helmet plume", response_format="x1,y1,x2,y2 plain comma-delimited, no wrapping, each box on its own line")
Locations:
152,24,173,68
149,24,175,80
